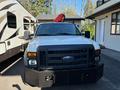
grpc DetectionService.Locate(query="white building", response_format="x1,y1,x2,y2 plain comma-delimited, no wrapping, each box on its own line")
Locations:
88,0,120,52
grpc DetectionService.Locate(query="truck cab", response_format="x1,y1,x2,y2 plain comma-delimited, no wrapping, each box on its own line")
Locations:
23,22,103,88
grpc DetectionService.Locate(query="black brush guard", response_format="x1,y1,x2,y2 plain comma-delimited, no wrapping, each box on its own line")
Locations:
24,45,104,88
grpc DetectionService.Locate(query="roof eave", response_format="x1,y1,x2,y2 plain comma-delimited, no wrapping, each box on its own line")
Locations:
86,2,120,19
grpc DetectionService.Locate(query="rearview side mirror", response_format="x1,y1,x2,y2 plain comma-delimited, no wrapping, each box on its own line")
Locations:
24,30,31,40
76,24,80,28
85,31,90,38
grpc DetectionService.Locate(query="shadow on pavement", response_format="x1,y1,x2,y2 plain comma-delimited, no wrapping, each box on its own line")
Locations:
3,60,24,77
13,84,22,90
41,81,103,90
1,54,120,90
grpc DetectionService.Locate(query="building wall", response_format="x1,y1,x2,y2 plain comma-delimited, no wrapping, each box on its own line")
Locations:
95,9,120,52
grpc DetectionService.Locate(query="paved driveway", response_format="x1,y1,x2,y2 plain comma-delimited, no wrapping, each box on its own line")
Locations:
0,54,120,90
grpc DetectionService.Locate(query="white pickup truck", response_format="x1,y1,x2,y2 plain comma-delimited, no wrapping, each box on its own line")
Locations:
23,22,104,88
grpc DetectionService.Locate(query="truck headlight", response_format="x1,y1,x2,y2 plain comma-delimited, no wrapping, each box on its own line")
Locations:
95,49,101,62
28,59,37,66
95,49,101,57
27,52,37,59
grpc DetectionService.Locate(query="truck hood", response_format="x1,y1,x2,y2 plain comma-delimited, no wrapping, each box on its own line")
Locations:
27,36,100,52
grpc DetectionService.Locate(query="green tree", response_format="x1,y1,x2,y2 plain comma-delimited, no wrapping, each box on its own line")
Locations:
81,0,96,39
19,0,52,17
84,0,95,17
81,21,95,39
63,7,78,17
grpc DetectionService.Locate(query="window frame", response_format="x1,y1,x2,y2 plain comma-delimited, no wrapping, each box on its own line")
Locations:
7,12,17,29
97,0,110,7
111,11,120,35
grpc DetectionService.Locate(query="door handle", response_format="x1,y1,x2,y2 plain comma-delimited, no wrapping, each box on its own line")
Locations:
7,41,10,46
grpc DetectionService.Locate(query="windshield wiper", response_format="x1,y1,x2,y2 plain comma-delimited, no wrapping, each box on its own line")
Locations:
36,34,51,36
55,33,76,35
36,33,80,36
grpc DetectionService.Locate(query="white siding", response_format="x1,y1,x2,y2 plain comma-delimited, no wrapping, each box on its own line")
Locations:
95,10,120,52
96,19,100,42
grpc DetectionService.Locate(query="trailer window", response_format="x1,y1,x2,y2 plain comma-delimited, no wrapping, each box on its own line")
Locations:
24,18,29,30
7,12,17,28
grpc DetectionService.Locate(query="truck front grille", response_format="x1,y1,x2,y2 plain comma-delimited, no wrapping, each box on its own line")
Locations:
37,45,95,67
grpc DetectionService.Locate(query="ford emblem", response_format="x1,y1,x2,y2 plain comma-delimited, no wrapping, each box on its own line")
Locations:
62,56,74,60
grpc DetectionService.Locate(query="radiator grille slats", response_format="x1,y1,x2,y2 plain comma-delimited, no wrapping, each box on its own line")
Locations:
37,45,95,67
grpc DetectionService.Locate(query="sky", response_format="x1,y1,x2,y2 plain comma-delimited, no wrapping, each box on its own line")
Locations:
52,0,96,16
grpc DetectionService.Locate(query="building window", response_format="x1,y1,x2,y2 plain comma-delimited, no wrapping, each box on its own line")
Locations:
97,0,110,7
7,12,17,28
111,12,120,35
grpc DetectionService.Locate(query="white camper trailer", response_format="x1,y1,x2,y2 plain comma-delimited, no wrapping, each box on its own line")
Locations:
0,0,36,63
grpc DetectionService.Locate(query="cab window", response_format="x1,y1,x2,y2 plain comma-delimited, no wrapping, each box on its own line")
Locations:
24,18,29,30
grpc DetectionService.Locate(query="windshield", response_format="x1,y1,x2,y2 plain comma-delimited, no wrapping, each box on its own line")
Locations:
35,23,81,36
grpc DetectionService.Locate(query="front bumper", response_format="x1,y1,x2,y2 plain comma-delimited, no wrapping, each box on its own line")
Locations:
24,64,104,88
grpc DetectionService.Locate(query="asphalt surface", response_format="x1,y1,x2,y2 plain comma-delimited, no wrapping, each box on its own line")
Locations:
0,54,120,90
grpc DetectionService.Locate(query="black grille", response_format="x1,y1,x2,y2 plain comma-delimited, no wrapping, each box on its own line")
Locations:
37,45,95,68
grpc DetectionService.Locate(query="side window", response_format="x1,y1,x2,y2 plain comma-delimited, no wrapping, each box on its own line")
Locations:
31,20,35,32
111,12,120,35
23,18,29,30
75,26,81,35
7,12,17,28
